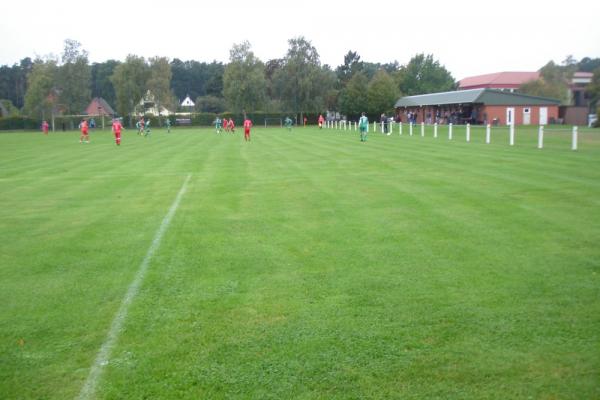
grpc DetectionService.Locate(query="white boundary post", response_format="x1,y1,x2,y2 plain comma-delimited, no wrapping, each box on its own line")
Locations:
449,123,453,140
466,123,471,142
399,122,403,135
434,123,438,138
509,123,515,146
486,124,491,144
390,121,393,135
421,122,425,137
355,121,357,131
537,125,544,149
572,126,578,151
409,122,413,136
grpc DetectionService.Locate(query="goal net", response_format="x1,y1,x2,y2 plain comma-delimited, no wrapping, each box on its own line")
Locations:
264,117,283,128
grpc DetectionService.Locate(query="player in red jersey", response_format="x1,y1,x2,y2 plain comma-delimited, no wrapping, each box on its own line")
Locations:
243,118,252,141
223,118,229,132
41,120,49,135
228,118,235,133
137,117,145,135
79,119,90,143
318,114,325,129
112,118,123,145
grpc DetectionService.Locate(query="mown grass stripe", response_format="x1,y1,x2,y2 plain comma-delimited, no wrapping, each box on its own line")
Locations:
76,173,191,400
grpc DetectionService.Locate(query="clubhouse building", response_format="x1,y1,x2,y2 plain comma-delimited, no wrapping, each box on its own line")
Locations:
394,89,560,126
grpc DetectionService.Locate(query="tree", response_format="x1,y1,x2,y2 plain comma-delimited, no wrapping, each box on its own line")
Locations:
339,71,369,118
110,55,149,120
396,54,455,96
367,69,399,115
0,58,32,109
57,39,91,114
223,41,267,113
0,99,20,116
273,36,334,115
170,58,192,101
195,95,226,113
91,60,120,105
23,58,59,118
265,58,284,99
336,51,363,85
147,56,174,116
518,61,570,104
578,57,600,73
204,62,224,97
170,59,224,102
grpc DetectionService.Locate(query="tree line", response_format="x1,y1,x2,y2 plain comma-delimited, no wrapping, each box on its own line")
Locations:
1,38,598,122
0,37,456,121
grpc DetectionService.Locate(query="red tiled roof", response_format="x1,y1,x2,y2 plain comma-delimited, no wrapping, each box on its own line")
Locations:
459,71,540,89
84,97,115,116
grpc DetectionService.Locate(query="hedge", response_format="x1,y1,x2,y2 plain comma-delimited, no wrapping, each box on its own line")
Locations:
0,112,333,131
0,117,41,130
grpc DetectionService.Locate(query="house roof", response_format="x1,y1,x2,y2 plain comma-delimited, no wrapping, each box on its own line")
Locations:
394,88,560,108
181,96,195,107
85,97,115,116
459,71,540,89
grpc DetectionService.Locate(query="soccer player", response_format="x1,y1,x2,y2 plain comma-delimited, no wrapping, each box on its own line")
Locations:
144,119,151,137
228,118,235,133
41,120,49,135
112,117,123,145
359,112,369,142
165,118,171,133
137,117,145,135
79,119,90,143
284,116,293,132
243,117,252,142
318,114,325,129
214,116,222,133
223,118,229,132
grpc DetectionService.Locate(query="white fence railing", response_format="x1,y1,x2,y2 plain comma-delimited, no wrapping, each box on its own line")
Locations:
325,121,582,151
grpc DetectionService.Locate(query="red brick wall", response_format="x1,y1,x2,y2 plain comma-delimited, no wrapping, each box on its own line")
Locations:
482,105,558,125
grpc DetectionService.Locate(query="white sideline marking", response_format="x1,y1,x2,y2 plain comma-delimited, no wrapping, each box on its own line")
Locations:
77,173,192,400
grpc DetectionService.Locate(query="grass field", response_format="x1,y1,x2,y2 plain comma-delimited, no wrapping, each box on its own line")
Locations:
1,124,599,399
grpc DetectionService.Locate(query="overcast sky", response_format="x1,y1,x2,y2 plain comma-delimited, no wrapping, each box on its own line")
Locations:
1,0,599,80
